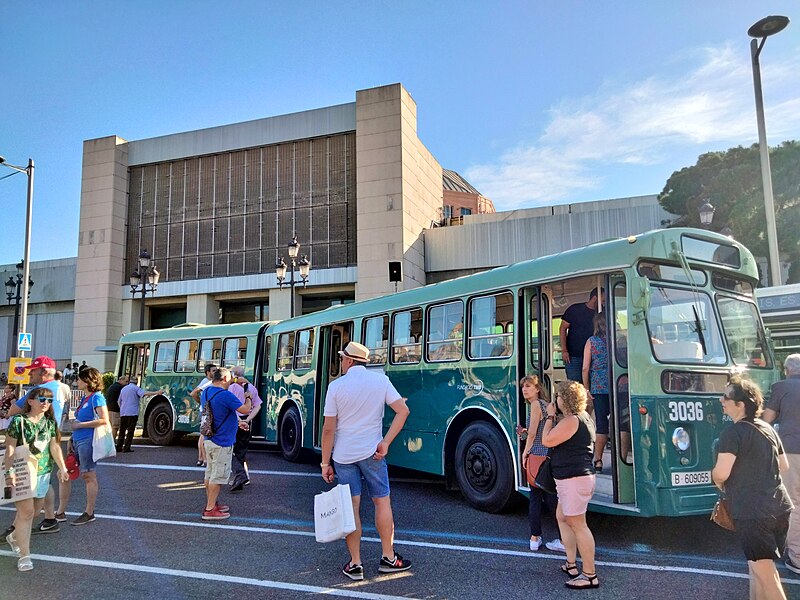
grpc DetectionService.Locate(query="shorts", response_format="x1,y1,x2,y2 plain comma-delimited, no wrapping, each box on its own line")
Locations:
203,440,233,485
555,474,595,516
109,412,121,429
593,393,610,435
34,471,52,499
734,514,790,561
334,457,390,499
73,435,97,473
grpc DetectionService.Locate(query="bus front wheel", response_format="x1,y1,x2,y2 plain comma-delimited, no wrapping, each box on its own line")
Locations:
279,405,303,462
454,421,515,513
146,402,178,446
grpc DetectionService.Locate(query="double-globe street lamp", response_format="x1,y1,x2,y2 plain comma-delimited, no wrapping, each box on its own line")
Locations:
276,236,311,318
130,250,160,331
5,261,33,354
0,156,34,355
748,15,790,286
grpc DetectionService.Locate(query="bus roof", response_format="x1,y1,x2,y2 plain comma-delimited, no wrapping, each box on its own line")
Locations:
119,320,272,345
270,227,757,332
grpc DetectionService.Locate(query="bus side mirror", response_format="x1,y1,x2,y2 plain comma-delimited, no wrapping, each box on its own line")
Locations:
630,276,651,324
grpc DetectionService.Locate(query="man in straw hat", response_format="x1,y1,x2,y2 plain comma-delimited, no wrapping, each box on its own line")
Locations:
320,341,412,581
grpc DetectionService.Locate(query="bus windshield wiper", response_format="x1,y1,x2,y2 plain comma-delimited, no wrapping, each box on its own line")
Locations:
692,304,707,356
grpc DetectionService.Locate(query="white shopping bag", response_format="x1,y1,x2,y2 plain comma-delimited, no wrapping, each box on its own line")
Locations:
314,483,356,543
92,422,117,462
0,444,36,506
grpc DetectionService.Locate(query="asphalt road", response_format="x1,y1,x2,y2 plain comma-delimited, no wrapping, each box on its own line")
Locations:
1,438,798,599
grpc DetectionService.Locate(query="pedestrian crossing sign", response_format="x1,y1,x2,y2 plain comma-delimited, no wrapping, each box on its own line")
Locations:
17,332,32,353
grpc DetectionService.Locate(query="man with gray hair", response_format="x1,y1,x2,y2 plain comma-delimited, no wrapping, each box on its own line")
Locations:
764,353,800,574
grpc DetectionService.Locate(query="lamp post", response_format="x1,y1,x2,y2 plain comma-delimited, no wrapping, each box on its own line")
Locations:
5,261,33,352
0,156,34,355
748,15,790,286
276,236,311,318
698,200,715,227
129,250,160,331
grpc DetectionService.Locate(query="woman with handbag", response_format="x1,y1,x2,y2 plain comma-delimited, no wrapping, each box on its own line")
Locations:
712,376,792,600
542,380,599,590
57,367,109,527
3,388,69,572
518,374,563,552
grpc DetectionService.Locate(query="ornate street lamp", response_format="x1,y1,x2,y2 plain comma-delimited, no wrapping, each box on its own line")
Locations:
276,236,311,318
748,15,790,286
698,201,715,227
130,250,160,331
5,261,33,350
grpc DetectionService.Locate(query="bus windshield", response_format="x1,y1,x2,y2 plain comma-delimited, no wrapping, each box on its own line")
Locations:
717,296,770,367
646,286,726,364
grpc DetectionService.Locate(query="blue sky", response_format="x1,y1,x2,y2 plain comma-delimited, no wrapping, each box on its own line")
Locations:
1,1,798,262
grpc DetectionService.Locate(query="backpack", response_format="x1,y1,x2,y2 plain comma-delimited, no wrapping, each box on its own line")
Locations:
199,388,221,438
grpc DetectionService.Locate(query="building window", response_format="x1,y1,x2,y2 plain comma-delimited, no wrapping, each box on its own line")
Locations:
442,205,453,218
220,302,268,324
460,207,472,216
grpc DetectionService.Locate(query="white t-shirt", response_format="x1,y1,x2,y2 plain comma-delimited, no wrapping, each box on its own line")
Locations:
196,377,212,414
323,364,402,464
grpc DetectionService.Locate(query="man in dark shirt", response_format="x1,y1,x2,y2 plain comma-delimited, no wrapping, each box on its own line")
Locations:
559,288,604,382
104,375,129,441
764,353,800,574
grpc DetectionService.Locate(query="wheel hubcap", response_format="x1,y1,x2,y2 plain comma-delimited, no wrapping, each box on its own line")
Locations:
154,412,170,435
464,442,495,492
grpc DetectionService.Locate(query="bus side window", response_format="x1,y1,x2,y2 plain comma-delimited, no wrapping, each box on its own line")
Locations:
294,329,315,370
176,340,198,372
468,292,513,359
277,333,294,371
198,338,222,371
391,309,422,364
154,341,176,373
222,337,247,368
427,301,463,362
262,336,271,374
363,315,389,365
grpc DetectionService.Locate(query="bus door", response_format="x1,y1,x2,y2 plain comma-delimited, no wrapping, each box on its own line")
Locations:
609,274,636,505
120,343,150,386
313,322,352,448
518,286,552,485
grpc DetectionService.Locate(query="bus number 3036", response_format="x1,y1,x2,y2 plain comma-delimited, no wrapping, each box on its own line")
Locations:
668,401,704,422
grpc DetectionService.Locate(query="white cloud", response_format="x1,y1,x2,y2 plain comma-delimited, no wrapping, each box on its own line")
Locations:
466,44,800,210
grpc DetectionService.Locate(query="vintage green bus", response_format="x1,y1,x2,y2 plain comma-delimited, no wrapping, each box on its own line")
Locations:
757,283,800,367
116,228,778,517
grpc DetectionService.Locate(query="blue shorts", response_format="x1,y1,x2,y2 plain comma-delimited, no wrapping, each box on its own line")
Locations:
34,471,51,499
334,457,390,499
73,436,97,473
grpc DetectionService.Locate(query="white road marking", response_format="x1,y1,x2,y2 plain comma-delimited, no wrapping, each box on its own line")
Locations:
2,507,795,585
0,550,409,599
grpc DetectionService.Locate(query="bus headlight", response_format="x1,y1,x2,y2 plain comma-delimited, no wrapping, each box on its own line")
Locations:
672,427,690,453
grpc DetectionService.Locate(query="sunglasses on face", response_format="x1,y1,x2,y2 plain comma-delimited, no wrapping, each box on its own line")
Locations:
35,396,53,404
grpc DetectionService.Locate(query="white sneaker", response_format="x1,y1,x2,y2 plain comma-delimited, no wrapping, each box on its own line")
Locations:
529,537,542,551
546,539,566,552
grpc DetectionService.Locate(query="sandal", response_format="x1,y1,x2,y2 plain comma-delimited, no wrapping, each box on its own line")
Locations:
196,460,203,467
593,459,603,474
560,562,579,577
17,556,33,572
566,572,599,590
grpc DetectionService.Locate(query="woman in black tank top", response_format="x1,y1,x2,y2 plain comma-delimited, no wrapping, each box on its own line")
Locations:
542,381,599,590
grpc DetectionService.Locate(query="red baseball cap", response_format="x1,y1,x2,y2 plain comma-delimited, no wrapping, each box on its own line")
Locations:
21,356,57,371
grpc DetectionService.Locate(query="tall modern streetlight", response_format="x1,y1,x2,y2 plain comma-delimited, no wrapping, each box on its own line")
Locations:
129,250,160,331
276,236,311,318
748,15,790,286
0,156,34,355
5,261,33,353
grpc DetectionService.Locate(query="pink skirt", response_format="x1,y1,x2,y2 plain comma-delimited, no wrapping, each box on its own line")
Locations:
555,474,595,516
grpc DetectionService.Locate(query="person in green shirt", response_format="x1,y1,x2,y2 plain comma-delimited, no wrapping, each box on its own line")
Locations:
2,387,69,572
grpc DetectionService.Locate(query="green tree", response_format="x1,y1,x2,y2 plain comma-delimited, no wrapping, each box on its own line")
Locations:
658,141,800,284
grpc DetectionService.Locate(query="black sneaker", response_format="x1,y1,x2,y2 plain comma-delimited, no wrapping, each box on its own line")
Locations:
71,513,96,526
786,557,800,575
378,552,412,573
31,519,59,535
342,561,364,581
230,480,245,493
1,525,14,538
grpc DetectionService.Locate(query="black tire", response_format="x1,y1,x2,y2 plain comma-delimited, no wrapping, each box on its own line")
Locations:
146,402,178,446
454,421,516,513
279,404,303,462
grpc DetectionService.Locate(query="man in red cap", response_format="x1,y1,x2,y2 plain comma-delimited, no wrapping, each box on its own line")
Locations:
6,356,70,534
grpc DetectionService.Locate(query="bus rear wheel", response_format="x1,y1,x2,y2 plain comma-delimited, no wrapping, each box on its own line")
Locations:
454,421,515,513
279,405,303,462
146,402,178,446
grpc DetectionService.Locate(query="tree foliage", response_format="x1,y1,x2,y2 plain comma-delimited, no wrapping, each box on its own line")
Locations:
658,141,800,283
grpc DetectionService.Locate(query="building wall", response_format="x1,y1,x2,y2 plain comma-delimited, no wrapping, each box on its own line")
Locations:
72,137,129,371
354,83,442,300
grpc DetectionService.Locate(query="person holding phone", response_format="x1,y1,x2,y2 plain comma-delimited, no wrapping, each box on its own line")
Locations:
3,388,69,572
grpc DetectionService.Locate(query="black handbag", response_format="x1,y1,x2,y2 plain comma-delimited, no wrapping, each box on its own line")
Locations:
533,456,556,494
